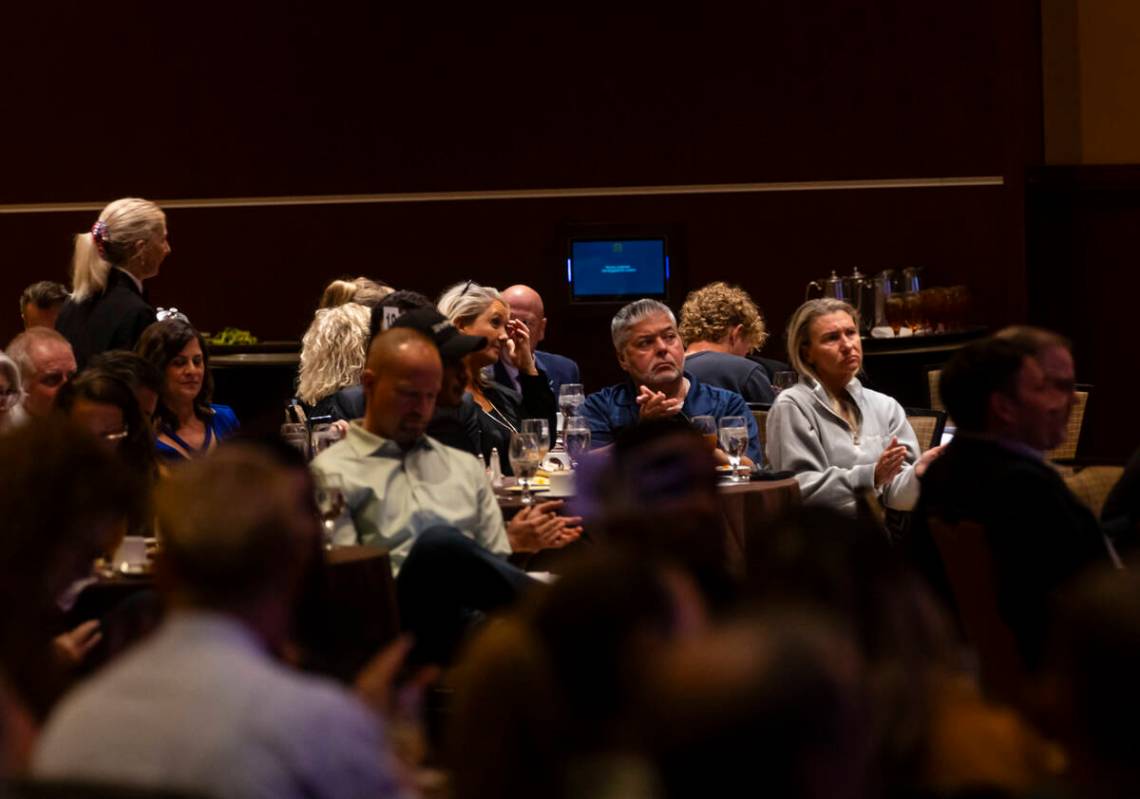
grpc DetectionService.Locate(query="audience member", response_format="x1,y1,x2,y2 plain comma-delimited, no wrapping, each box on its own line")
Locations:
56,370,158,491
319,276,393,309
56,198,169,370
4,328,77,420
496,284,581,397
908,332,1115,670
0,421,145,720
88,349,163,421
370,290,434,338
296,303,371,421
438,281,557,474
137,319,239,462
34,445,406,799
18,281,68,330
679,281,775,404
579,298,761,464
312,328,578,564
0,353,24,432
766,298,940,514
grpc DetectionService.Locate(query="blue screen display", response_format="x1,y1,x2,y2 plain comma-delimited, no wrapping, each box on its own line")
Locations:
570,239,667,299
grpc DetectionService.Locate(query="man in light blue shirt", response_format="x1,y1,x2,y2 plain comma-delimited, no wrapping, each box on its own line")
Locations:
35,446,405,799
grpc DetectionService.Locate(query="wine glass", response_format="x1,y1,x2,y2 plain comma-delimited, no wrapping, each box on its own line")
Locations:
314,473,347,549
508,432,542,505
564,417,592,469
521,418,551,465
558,383,585,445
718,416,749,482
771,371,798,394
691,415,718,452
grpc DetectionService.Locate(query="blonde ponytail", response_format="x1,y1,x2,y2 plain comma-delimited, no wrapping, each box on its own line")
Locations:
70,197,166,302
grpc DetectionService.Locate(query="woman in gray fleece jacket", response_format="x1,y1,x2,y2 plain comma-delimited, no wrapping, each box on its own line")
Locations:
766,299,943,515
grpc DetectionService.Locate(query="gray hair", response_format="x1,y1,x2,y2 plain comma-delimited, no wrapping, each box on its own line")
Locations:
437,281,504,327
611,299,677,351
5,327,72,382
785,298,860,382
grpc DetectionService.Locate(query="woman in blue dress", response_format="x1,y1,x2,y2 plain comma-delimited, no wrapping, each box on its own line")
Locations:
136,319,238,462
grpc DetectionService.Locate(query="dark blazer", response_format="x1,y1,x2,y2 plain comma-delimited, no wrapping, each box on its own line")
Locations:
907,434,1112,669
56,269,156,370
493,350,581,397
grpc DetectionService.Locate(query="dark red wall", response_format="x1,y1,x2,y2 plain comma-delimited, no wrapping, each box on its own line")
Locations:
2,4,1046,416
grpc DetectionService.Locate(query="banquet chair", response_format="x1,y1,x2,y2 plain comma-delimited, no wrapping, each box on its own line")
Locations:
747,402,772,462
928,517,1027,706
927,369,943,412
1046,386,1090,463
904,408,948,453
1062,464,1124,518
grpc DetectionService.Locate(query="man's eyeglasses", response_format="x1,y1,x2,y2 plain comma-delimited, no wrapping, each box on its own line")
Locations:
38,371,77,389
100,428,130,443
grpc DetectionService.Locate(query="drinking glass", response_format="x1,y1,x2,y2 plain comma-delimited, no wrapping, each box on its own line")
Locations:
521,418,551,463
314,473,347,549
281,423,310,459
718,416,749,482
310,422,343,457
691,415,718,452
558,383,585,445
883,294,905,336
509,432,543,505
772,371,798,393
564,417,592,469
901,292,923,335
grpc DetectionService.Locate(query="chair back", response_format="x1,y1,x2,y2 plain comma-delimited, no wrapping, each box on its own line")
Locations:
928,517,1027,703
1063,464,1124,517
904,407,948,452
927,369,944,412
1046,388,1090,462
748,402,772,463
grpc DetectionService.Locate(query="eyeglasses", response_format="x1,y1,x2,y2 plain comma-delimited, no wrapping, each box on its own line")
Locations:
156,307,190,323
0,389,21,411
100,428,129,443
37,371,77,389
460,279,473,296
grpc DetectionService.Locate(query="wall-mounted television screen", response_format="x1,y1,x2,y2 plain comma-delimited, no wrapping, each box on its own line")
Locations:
568,237,668,302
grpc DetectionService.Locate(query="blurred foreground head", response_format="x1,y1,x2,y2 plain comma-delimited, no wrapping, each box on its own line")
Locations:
155,444,320,621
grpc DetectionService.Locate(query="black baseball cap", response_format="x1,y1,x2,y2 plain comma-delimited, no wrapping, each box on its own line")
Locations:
390,308,486,362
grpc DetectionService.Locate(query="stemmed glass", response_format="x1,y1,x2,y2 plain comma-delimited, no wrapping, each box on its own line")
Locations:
718,416,749,482
314,473,347,549
557,383,585,445
509,432,543,505
771,371,798,394
521,418,551,467
564,417,592,469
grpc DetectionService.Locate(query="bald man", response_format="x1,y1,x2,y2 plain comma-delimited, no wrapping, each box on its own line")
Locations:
496,284,581,396
311,328,576,576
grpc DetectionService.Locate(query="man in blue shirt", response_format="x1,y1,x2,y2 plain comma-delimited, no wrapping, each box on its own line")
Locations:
580,299,762,465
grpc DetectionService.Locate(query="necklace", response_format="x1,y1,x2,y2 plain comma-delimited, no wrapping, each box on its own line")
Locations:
479,397,518,434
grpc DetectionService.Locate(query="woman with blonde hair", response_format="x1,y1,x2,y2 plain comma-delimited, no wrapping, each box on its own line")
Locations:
438,281,556,474
679,281,776,404
766,298,942,515
295,302,372,421
56,198,170,370
318,276,393,309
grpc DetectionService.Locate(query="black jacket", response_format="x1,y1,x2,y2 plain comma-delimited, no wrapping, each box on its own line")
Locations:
56,269,156,369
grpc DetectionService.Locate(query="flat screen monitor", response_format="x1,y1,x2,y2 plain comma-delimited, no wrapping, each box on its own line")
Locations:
568,237,668,302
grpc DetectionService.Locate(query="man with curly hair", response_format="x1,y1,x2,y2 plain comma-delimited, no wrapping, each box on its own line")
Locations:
679,282,775,404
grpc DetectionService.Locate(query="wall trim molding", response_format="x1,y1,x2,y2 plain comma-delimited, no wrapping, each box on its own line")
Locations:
0,175,1005,214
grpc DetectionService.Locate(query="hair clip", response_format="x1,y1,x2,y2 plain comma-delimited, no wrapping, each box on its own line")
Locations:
91,220,109,257
156,307,190,324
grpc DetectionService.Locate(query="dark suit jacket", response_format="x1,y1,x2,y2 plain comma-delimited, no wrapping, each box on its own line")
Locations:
907,434,1111,669
56,269,156,370
493,350,581,397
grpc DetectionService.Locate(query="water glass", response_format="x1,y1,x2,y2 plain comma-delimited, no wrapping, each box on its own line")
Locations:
558,383,585,445
564,417,592,469
310,422,343,457
509,432,543,505
314,473,347,549
718,416,749,482
521,418,551,462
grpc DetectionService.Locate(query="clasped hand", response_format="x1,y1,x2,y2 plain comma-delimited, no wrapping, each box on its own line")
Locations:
636,385,683,420
507,499,583,553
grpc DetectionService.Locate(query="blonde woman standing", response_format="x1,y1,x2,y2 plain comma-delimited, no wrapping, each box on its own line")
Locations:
57,198,171,370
